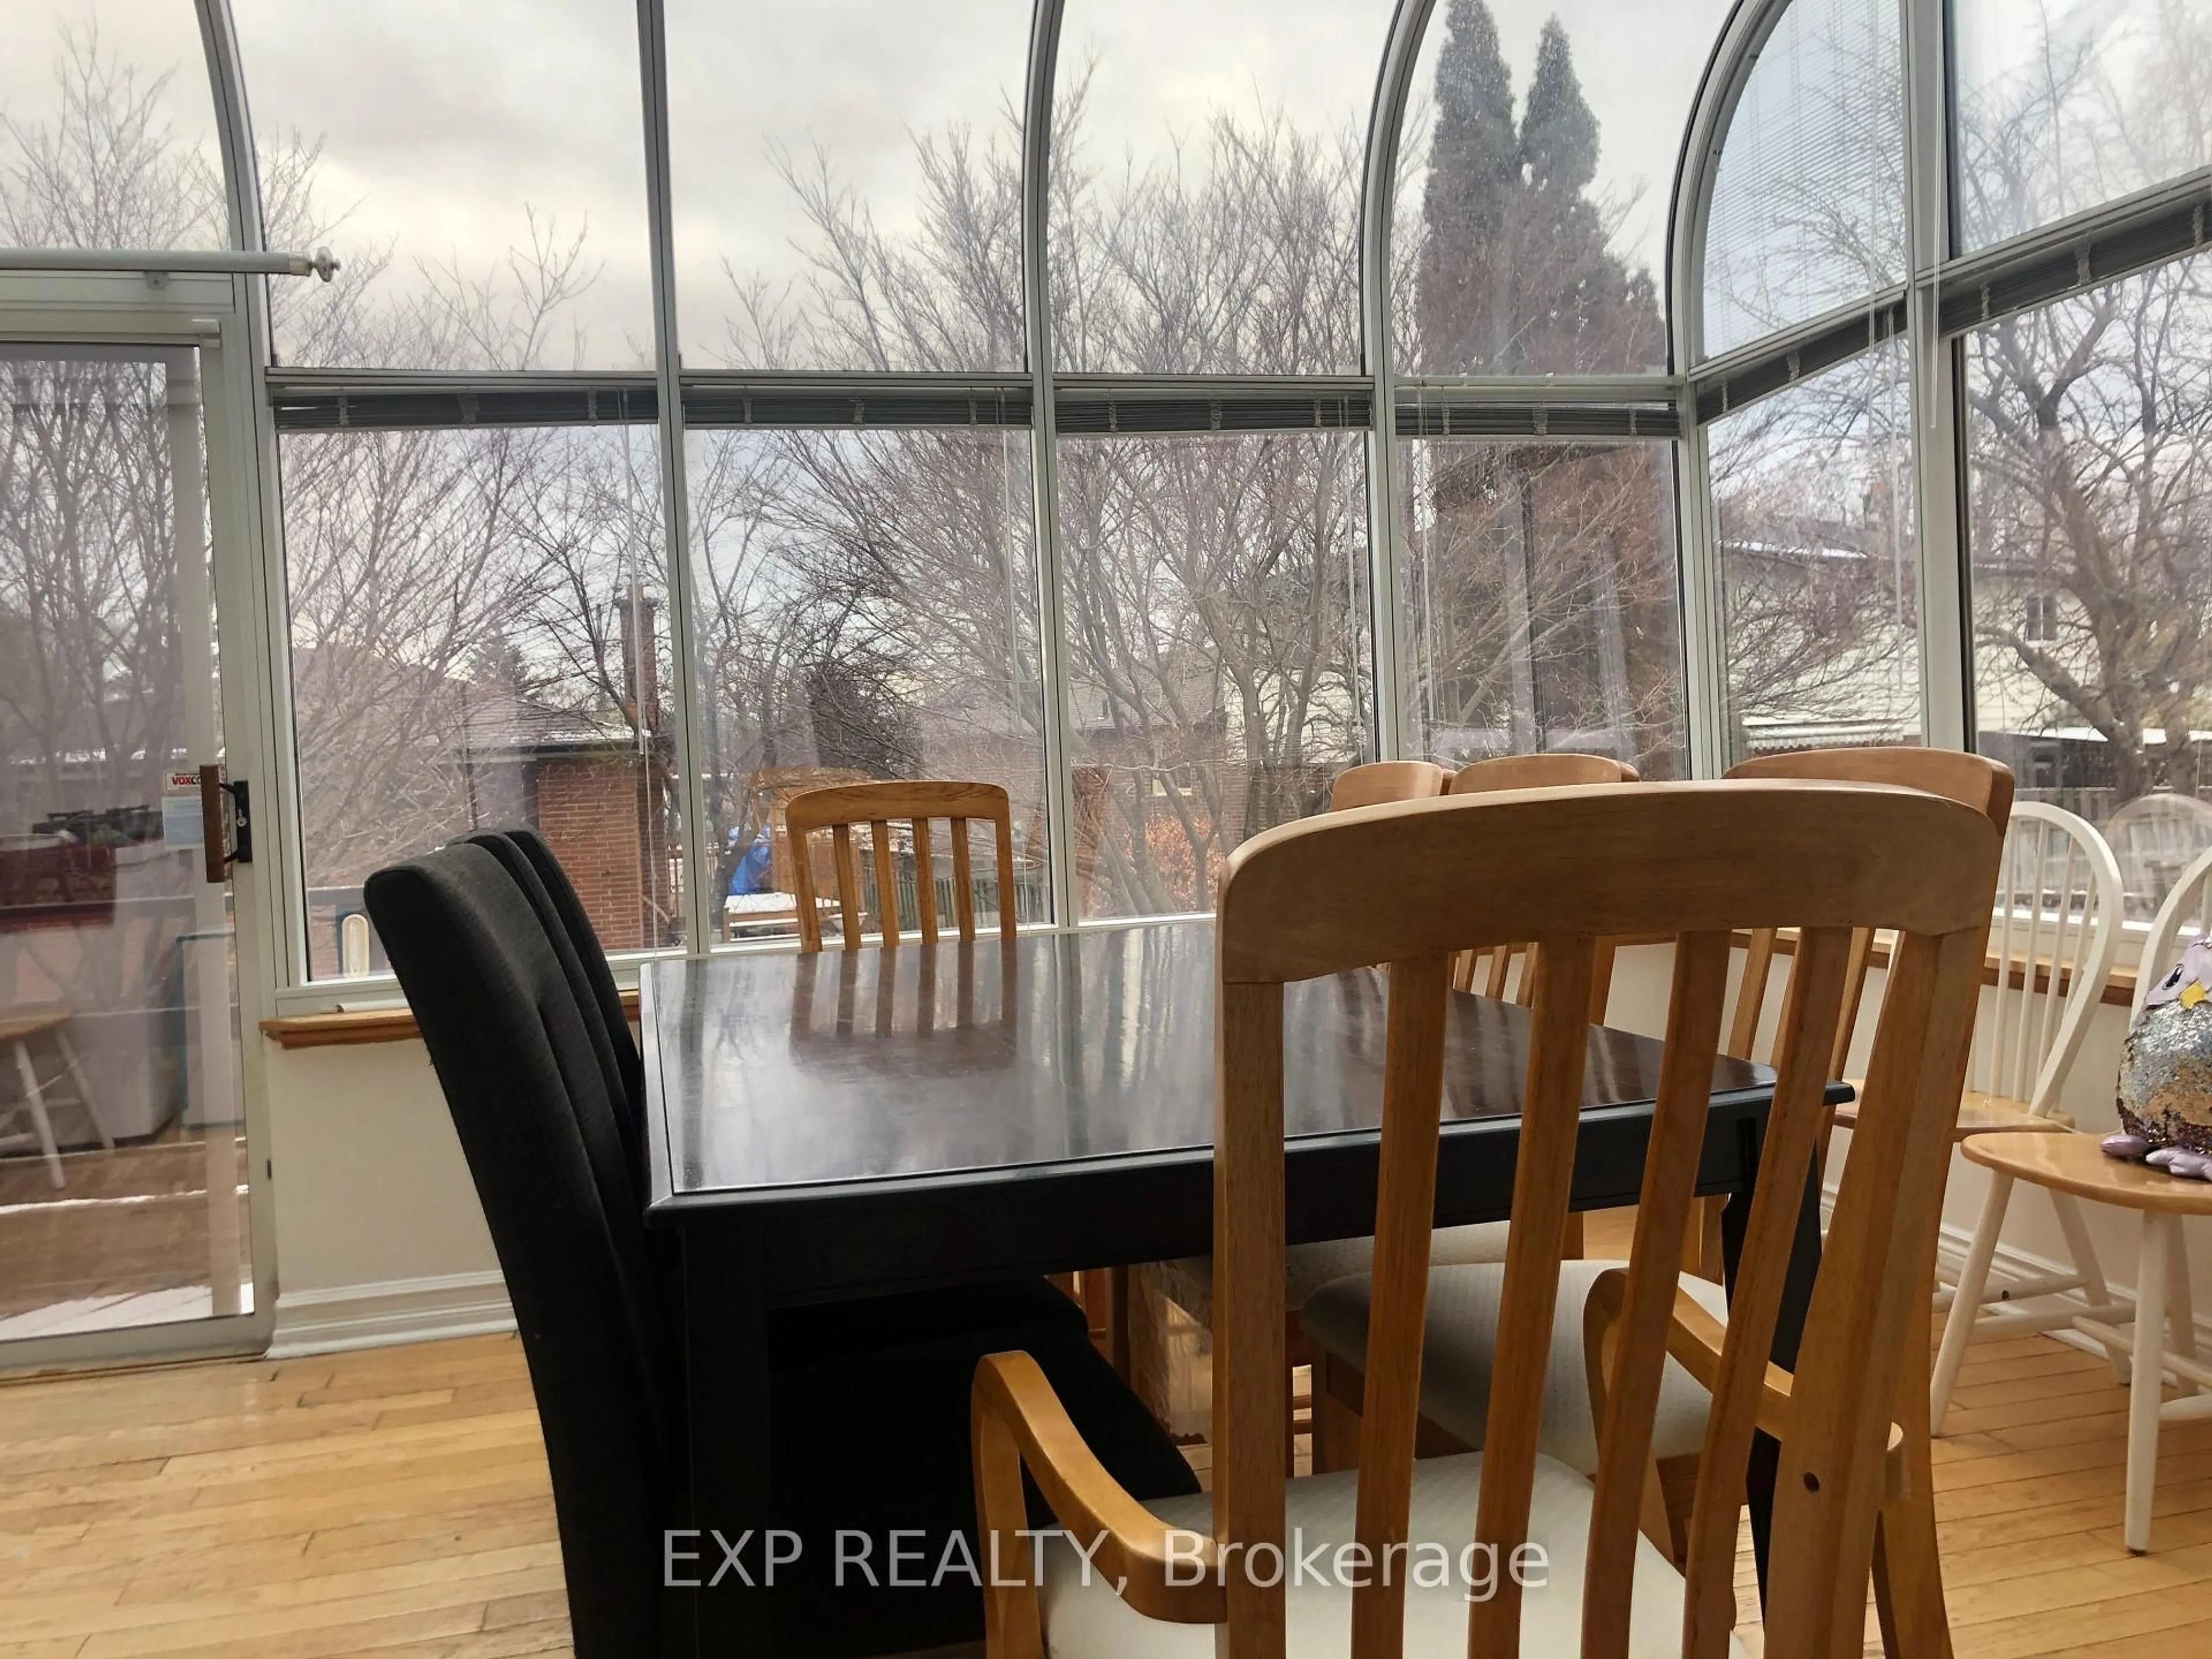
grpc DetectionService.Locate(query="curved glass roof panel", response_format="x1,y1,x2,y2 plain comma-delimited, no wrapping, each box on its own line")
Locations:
232,0,654,370
1390,0,1731,376
1048,0,1393,374
1955,0,2212,252
2,2,226,251
666,0,1032,373
1700,0,1904,359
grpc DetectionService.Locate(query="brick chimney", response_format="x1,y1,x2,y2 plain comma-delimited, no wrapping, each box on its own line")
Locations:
614,585,660,732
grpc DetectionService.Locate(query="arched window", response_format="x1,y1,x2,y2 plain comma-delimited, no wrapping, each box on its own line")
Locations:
665,0,1032,373
1047,0,1392,374
1955,0,2212,251
1390,0,1731,375
232,0,655,370
1698,0,1903,359
2,2,227,251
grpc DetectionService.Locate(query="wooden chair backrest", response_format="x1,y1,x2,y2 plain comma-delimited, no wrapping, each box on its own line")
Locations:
1211,782,1999,1659
1975,802,2122,1111
747,766,870,899
1328,760,1449,812
1722,748,2015,1073
2132,842,2212,1020
785,780,1017,953
1447,753,1639,1008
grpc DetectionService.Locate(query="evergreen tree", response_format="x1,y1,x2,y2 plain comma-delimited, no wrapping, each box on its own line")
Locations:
1415,0,1521,372
1520,18,1598,197
1513,16,1618,372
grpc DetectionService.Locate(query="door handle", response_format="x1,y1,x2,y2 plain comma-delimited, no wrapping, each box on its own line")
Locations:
198,767,253,885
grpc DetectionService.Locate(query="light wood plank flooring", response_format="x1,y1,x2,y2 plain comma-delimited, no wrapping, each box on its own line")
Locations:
3,1300,2211,1654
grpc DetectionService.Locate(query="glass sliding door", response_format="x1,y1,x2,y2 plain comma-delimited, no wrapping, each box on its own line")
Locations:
0,338,262,1355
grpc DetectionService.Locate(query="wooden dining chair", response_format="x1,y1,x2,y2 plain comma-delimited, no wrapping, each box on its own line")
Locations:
1138,754,1563,1461
1929,802,2128,1426
1689,749,2018,1282
973,781,1998,1659
785,779,1018,952
1447,753,1638,1007
1328,760,1449,812
1297,761,2010,1657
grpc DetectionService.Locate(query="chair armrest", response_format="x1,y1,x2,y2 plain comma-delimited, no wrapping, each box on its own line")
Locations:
972,1350,1226,1628
1585,1269,1906,1501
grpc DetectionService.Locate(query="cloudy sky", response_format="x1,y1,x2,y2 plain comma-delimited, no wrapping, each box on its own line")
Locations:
8,0,1739,369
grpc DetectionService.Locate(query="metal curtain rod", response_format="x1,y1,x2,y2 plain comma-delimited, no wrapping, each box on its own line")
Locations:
0,247,340,281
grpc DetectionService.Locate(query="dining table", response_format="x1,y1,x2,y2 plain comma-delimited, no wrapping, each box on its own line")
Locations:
641,917,1835,1654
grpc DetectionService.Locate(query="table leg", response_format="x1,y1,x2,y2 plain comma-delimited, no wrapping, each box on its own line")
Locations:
1725,1146,1824,1608
683,1217,774,1656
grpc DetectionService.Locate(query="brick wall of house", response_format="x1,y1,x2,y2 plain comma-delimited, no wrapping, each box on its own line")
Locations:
532,753,675,952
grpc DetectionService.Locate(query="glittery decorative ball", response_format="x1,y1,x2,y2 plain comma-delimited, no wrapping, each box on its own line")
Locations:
2119,938,2212,1158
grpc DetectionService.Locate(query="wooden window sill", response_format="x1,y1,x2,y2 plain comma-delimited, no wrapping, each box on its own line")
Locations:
262,987,642,1050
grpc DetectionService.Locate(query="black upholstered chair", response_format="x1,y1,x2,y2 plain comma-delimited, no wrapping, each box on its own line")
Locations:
365,844,1196,1658
457,830,645,1191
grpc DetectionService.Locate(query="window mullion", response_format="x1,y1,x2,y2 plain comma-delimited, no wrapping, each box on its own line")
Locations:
634,0,716,953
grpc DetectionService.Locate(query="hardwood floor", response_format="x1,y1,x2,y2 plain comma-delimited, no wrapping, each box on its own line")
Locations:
2,1294,2210,1654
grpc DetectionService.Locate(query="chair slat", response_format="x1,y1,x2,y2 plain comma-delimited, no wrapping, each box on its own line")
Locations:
1770,928,1986,1653
1484,942,1514,1000
832,824,863,951
1582,930,1733,1659
1727,927,1777,1060
952,819,976,940
1215,980,1289,1658
870,819,900,942
1347,955,1453,1659
1680,927,1854,1657
790,820,825,954
1468,937,1597,1659
913,817,939,944
1831,927,1877,1081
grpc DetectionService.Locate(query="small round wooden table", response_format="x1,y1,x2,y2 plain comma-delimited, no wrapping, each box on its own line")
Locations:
1961,1131,2212,1551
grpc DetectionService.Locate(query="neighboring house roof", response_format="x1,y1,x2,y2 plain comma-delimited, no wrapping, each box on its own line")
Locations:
454,682,649,761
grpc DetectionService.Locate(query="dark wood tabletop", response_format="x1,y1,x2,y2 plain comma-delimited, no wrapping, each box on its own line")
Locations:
644,918,1781,1214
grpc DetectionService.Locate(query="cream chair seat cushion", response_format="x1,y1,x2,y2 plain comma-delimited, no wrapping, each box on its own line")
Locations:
1152,1221,1513,1324
1037,1450,1747,1658
1298,1260,1729,1475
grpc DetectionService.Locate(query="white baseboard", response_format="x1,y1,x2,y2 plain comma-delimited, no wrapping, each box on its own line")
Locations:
268,1269,514,1358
